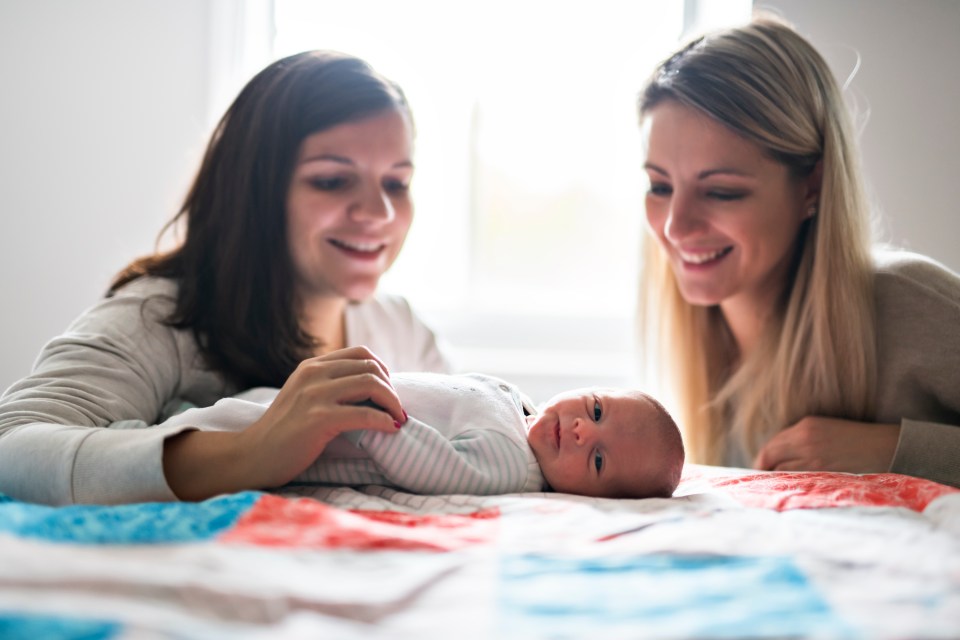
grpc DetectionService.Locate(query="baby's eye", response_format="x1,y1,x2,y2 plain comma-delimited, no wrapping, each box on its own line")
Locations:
594,450,604,473
593,399,602,422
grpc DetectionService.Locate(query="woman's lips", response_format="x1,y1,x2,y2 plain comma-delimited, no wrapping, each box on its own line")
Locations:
676,245,733,269
328,237,387,260
677,245,733,269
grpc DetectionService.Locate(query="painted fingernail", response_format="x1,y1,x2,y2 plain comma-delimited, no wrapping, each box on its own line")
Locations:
394,420,403,429
402,410,409,422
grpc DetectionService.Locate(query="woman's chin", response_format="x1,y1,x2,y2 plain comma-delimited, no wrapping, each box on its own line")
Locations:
677,288,725,308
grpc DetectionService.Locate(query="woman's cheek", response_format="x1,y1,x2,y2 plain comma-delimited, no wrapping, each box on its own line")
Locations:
644,197,667,238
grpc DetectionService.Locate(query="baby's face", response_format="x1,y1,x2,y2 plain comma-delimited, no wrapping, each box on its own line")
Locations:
526,388,667,498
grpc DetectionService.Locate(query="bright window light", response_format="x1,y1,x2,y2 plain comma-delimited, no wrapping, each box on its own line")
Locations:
272,0,750,400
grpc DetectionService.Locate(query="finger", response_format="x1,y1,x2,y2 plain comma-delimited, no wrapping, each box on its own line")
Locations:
327,404,404,434
770,460,811,472
323,374,405,424
300,357,391,385
752,450,769,470
315,346,391,375
753,436,798,471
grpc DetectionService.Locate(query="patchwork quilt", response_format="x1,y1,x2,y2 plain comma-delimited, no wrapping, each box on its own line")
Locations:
1,464,958,639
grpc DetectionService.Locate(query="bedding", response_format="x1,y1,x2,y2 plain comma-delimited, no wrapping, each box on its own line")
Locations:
1,464,958,639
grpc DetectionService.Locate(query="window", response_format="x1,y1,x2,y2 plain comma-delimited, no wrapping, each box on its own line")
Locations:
268,0,751,401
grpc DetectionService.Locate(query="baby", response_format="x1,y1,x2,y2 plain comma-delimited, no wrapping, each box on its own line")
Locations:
160,372,684,499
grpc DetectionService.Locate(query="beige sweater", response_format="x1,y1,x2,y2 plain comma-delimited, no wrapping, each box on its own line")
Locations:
874,251,960,487
0,278,451,505
721,250,960,487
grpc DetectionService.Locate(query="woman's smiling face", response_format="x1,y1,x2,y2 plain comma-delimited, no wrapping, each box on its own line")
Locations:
285,108,414,304
642,100,812,317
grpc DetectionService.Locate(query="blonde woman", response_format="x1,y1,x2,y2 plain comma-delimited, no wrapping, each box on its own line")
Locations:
637,17,960,487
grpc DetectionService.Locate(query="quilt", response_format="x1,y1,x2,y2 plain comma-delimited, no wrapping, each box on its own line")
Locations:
1,464,958,639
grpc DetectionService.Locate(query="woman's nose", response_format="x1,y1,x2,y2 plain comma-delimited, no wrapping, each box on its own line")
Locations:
663,194,705,242
349,185,396,223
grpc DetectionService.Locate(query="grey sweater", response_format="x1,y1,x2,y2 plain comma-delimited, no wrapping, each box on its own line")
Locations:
874,251,960,487
724,251,960,486
0,278,451,505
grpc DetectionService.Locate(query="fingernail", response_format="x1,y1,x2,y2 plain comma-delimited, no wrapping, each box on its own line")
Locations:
402,410,409,422
394,420,403,429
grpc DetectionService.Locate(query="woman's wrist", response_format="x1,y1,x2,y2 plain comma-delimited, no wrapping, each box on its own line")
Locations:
162,430,254,501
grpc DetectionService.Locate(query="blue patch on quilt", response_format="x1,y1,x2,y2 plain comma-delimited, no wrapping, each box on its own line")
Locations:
499,553,856,638
0,613,118,640
0,491,260,544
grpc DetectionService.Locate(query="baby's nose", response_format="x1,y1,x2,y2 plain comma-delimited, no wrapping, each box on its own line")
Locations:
572,419,593,445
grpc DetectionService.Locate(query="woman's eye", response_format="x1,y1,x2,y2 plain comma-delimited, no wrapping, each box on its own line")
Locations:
383,179,410,194
594,450,604,473
593,399,602,422
707,190,746,201
648,182,672,197
308,176,348,191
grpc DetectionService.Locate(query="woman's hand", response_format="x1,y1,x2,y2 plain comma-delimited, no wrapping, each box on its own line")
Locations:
752,416,900,474
164,346,406,500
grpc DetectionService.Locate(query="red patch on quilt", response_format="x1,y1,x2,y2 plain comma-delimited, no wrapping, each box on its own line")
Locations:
220,494,499,551
679,466,958,511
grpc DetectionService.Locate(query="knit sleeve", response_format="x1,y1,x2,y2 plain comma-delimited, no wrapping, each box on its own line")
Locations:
0,278,227,505
891,419,960,488
874,252,960,488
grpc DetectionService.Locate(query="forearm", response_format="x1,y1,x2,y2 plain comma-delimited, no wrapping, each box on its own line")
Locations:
162,430,260,501
0,422,188,505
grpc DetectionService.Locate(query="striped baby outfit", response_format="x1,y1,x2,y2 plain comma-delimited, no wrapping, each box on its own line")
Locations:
298,372,545,495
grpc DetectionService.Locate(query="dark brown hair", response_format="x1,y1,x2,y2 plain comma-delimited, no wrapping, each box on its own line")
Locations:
110,51,410,389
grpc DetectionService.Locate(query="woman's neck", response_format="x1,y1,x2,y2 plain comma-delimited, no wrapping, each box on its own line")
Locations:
300,296,348,355
720,295,774,361
720,265,793,360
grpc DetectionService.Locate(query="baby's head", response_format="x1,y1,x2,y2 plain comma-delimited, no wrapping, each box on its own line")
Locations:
526,388,684,499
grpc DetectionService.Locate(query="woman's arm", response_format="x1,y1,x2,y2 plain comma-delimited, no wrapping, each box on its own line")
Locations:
752,416,960,489
754,254,960,486
163,347,406,501
0,280,209,505
752,417,901,473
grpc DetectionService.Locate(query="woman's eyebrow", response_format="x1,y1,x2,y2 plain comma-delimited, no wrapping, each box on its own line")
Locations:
643,162,668,176
697,167,754,179
643,163,755,180
301,153,354,165
299,155,414,170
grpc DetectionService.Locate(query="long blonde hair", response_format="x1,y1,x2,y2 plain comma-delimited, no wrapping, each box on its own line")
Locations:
637,17,877,465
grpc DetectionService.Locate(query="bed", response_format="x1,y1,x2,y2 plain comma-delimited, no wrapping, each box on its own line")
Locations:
1,464,958,639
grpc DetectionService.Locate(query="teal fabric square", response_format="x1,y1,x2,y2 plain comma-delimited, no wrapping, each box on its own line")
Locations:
499,553,855,638
0,491,260,544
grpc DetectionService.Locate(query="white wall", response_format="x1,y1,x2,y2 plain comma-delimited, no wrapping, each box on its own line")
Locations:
758,0,960,271
0,0,212,392
1,1,958,395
